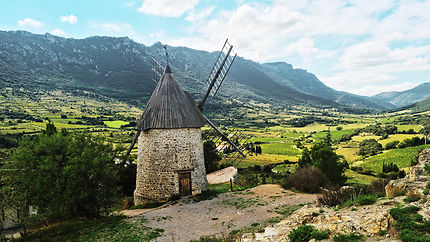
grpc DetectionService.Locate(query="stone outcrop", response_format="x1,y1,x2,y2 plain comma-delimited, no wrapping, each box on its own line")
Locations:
243,149,430,241
385,148,430,197
243,200,398,241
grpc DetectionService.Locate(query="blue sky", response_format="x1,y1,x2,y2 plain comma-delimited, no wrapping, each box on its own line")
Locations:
1,0,430,96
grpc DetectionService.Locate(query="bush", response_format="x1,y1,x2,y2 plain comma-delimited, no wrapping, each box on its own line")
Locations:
1,125,122,226
298,142,346,185
339,134,353,142
383,162,399,173
398,137,425,149
333,232,364,242
358,139,382,156
390,206,430,241
369,179,390,197
355,194,378,205
203,140,221,174
404,195,421,203
288,225,329,242
385,140,400,150
283,166,328,193
317,190,345,207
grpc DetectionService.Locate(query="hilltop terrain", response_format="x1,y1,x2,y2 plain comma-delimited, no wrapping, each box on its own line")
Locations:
1,30,414,114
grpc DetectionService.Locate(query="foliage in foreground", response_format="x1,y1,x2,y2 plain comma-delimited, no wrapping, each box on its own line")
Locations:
390,206,430,242
333,232,365,242
1,122,127,234
288,225,329,242
20,216,163,242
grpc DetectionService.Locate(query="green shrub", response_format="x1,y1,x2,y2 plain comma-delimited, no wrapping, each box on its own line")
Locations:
359,139,383,156
404,195,421,203
385,140,400,150
355,194,378,205
203,140,221,173
298,142,347,185
288,225,329,242
2,127,122,224
333,232,364,242
399,229,430,242
389,206,430,241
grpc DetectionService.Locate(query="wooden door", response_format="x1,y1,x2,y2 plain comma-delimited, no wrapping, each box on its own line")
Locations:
178,172,192,196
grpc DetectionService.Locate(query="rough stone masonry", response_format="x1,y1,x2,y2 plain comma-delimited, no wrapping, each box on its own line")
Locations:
134,128,208,204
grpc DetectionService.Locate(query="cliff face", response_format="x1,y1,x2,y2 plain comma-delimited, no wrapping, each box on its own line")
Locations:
0,30,392,111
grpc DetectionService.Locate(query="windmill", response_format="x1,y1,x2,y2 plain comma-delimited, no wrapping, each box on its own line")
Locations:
127,40,252,204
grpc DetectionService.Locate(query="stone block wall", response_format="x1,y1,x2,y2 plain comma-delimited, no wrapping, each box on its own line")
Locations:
134,128,208,204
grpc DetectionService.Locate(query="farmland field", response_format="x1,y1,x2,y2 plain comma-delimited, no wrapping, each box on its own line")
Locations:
104,121,130,128
360,145,430,173
260,142,300,156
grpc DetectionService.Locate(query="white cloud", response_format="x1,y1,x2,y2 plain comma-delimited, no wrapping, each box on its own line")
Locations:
50,29,66,37
185,6,215,23
137,0,200,17
18,18,43,28
320,40,430,95
346,82,418,96
60,14,78,24
122,1,135,8
90,21,145,43
165,0,430,95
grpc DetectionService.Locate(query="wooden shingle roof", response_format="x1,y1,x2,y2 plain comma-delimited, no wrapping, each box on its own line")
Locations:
137,65,206,131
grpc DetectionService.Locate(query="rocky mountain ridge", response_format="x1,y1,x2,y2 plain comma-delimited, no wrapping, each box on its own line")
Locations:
0,30,401,112
373,83,430,108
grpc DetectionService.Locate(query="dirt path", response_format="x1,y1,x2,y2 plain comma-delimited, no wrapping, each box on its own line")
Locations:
123,184,317,241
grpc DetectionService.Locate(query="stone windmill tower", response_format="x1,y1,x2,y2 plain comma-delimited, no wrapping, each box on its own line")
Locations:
127,40,251,204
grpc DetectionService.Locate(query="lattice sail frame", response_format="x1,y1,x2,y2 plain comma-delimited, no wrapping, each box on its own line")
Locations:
202,124,254,168
205,39,237,97
151,57,164,83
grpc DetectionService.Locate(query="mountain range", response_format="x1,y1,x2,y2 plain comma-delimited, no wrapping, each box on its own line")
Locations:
0,30,428,113
372,83,430,108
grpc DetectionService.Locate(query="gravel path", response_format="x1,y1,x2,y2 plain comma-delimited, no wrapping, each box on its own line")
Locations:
206,166,238,184
124,184,317,241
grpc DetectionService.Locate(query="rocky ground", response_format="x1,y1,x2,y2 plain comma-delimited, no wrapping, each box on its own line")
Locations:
121,184,317,241
119,149,430,241
243,149,430,241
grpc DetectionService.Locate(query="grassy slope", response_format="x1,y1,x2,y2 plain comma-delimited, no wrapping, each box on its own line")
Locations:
360,145,430,173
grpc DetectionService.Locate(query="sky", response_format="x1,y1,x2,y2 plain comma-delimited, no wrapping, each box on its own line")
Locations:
1,0,430,96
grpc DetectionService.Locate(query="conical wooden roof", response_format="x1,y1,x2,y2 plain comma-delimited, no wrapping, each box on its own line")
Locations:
137,65,206,131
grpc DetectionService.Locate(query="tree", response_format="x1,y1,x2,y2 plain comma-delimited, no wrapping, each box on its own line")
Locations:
298,147,312,168
2,123,122,227
309,142,346,185
255,145,262,155
385,140,400,150
297,142,346,185
323,129,332,146
358,139,383,156
420,125,430,145
203,140,221,173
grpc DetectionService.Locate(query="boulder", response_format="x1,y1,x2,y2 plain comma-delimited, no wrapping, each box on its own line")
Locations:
385,149,430,197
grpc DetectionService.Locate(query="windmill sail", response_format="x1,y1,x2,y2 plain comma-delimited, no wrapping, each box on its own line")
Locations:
202,117,253,167
198,39,237,111
152,57,164,83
